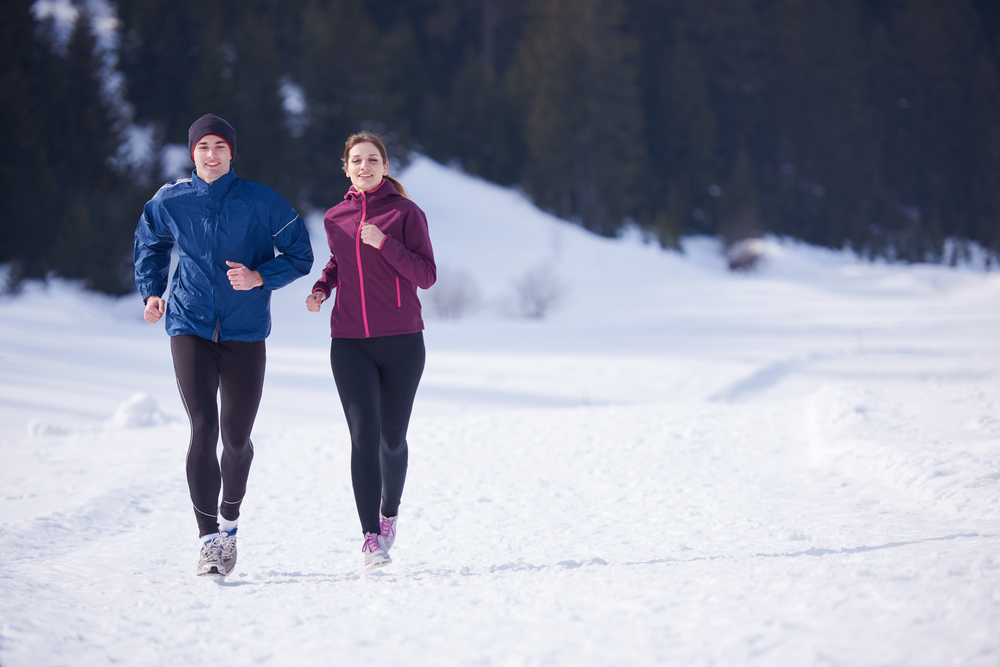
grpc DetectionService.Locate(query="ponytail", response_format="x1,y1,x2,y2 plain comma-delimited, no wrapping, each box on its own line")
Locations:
384,174,409,199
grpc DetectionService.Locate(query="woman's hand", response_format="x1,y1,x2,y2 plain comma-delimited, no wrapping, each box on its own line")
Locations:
143,295,165,323
360,223,385,248
226,261,264,290
306,291,326,313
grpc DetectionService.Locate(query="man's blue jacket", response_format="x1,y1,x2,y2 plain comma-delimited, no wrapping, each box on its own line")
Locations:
134,169,314,342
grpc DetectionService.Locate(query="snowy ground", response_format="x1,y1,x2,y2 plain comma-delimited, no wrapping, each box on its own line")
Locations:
1,158,999,666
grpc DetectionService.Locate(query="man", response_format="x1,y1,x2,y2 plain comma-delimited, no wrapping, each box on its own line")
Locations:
134,114,313,576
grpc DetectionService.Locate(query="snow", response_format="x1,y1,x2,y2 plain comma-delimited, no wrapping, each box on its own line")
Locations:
160,144,192,182
31,0,79,43
112,123,156,176
32,0,119,51
1,156,999,666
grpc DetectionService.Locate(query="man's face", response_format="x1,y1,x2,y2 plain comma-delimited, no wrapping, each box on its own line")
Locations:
193,135,232,184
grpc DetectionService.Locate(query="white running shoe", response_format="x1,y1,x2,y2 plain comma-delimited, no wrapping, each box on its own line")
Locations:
380,513,397,551
362,532,391,570
196,535,224,576
220,530,238,576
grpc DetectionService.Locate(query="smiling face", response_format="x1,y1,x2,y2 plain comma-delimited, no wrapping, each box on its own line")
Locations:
345,141,388,192
192,134,232,184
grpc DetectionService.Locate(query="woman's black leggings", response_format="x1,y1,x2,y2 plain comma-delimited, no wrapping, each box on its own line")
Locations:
330,332,425,536
171,335,266,537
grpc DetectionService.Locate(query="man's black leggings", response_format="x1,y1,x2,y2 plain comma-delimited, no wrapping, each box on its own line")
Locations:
330,332,425,536
171,335,266,537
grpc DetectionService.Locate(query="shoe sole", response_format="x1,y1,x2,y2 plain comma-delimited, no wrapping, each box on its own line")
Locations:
365,556,391,571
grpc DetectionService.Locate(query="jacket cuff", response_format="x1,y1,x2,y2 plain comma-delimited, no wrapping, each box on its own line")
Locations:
139,288,161,305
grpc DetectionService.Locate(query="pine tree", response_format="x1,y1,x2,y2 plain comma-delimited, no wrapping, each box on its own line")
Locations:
294,0,387,206
512,0,647,235
968,51,1000,263
43,7,138,293
685,0,775,234
0,0,63,285
116,0,206,152
117,0,305,191
652,23,718,245
419,0,528,186
769,0,874,250
871,0,994,261
0,1,141,292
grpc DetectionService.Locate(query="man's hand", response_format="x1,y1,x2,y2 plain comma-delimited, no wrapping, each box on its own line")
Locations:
144,295,165,323
226,261,264,290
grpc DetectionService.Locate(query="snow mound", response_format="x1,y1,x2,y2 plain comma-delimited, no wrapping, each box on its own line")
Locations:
807,384,1000,521
106,392,177,429
26,418,73,438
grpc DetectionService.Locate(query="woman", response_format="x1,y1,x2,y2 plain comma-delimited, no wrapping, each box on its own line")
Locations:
306,131,436,569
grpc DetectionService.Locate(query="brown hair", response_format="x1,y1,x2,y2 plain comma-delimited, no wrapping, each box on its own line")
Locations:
342,131,409,199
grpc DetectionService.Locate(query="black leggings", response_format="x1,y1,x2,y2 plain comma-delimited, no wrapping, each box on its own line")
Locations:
171,335,266,537
330,332,425,535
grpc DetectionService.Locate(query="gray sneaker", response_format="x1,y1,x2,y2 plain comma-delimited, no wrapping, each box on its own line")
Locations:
380,513,397,551
220,530,238,576
362,532,391,570
196,535,224,576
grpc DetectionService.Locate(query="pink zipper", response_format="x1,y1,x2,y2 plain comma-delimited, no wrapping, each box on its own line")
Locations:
396,275,401,307
355,192,370,337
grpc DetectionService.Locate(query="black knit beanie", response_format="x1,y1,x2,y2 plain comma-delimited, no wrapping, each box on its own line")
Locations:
188,114,237,161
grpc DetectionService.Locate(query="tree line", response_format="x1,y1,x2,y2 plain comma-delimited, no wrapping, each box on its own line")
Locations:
2,0,998,294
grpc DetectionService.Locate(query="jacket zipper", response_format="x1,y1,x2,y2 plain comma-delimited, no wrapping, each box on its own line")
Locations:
356,192,370,337
396,275,401,307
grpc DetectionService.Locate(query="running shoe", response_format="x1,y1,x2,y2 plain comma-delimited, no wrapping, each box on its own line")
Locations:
380,513,397,551
220,529,238,576
362,532,391,570
196,535,224,576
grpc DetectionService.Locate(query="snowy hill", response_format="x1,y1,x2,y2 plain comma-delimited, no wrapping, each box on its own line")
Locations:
1,156,999,666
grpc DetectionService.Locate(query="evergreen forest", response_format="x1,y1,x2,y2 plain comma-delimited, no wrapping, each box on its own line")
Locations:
3,0,999,294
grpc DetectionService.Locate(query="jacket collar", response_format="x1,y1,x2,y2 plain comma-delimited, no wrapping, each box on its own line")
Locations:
344,178,397,203
191,168,237,195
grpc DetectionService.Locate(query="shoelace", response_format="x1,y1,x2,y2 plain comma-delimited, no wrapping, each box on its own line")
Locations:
363,533,383,553
221,536,236,559
201,538,222,560
380,516,395,539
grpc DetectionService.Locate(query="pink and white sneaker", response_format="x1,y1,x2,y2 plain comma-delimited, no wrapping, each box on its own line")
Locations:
362,532,391,570
380,513,397,551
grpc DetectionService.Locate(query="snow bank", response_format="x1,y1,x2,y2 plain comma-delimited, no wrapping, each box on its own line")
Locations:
106,392,178,429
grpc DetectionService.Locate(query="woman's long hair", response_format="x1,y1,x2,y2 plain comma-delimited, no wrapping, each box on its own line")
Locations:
342,131,409,199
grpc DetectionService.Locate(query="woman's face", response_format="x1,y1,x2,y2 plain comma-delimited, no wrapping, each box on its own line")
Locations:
345,141,387,192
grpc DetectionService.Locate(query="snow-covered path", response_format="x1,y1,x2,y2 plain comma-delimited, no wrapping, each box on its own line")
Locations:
3,367,998,666
1,158,999,666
